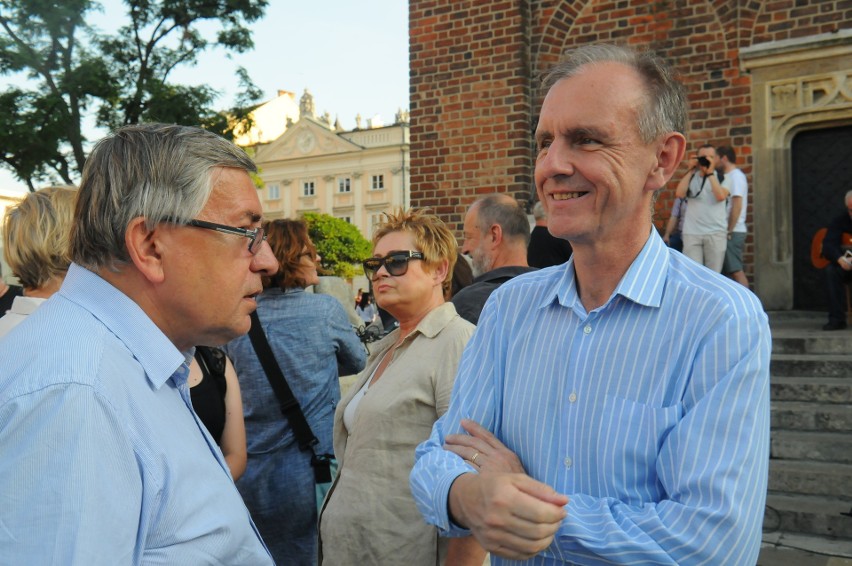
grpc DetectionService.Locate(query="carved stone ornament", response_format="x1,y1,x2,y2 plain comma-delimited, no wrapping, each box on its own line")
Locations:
297,130,316,154
770,71,852,116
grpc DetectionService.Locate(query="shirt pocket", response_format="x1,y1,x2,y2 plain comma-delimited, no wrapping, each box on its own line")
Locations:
595,395,682,504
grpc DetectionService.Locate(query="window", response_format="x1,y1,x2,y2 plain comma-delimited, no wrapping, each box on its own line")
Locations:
303,180,315,196
268,184,280,200
338,177,351,193
371,174,384,190
337,216,352,224
369,213,384,237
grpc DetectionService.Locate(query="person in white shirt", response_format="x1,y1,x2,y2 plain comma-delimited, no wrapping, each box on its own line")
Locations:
675,144,731,272
718,145,750,288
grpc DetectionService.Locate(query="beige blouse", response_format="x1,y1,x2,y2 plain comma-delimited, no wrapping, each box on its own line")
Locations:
319,302,474,565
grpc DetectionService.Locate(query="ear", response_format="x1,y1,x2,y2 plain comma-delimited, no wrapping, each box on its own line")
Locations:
488,223,503,247
431,257,449,286
125,217,167,284
644,132,686,192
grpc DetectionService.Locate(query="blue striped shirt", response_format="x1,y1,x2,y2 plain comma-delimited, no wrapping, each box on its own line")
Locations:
0,264,272,565
411,231,770,565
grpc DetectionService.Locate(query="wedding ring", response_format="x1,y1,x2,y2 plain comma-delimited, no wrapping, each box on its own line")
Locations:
471,452,480,464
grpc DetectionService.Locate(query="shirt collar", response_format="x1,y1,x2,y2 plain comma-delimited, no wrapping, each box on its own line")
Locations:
58,263,186,389
472,265,538,284
545,230,669,312
374,301,460,351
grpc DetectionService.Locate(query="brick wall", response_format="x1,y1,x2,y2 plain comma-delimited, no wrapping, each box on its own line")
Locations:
409,1,533,230
409,0,852,282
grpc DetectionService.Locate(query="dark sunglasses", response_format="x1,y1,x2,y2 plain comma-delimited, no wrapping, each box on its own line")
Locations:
362,250,425,279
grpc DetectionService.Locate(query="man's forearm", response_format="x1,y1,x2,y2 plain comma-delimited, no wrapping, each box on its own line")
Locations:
708,174,729,201
674,174,690,198
728,197,742,233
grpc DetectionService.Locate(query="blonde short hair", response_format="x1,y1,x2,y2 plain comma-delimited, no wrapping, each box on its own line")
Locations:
3,186,77,289
372,208,458,295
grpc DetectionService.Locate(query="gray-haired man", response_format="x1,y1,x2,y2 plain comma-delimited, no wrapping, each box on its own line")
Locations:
0,124,278,564
452,193,537,324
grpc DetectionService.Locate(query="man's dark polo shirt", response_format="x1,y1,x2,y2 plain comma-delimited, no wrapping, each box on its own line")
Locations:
451,266,538,325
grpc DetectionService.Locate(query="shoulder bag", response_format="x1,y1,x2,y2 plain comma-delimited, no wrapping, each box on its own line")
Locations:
247,310,337,511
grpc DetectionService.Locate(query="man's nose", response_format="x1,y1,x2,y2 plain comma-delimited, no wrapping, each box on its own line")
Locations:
536,140,575,178
251,240,279,276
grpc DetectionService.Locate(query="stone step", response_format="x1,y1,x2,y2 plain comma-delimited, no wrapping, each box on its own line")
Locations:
771,354,852,378
772,401,852,432
773,335,852,356
769,459,852,498
771,377,852,403
771,430,852,464
764,493,852,541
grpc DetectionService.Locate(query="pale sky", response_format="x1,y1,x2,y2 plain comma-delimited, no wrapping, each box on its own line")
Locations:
0,0,410,194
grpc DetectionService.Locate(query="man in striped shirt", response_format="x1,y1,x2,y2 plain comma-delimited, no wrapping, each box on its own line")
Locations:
411,44,770,565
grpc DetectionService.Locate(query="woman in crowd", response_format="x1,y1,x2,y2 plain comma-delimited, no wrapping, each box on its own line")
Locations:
355,291,377,325
224,218,366,566
189,346,247,480
0,186,76,337
319,209,484,565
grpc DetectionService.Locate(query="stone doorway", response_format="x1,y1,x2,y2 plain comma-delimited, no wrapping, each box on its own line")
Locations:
741,32,852,310
791,125,852,311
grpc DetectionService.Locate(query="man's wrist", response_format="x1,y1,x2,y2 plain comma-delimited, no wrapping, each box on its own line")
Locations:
447,473,476,530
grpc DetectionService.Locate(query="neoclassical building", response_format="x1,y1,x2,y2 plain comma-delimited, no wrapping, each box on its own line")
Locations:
248,90,410,240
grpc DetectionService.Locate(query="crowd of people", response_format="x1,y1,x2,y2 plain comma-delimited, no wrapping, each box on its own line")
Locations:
0,43,772,565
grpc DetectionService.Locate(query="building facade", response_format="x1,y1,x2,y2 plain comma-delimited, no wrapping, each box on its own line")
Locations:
250,90,410,240
408,0,852,310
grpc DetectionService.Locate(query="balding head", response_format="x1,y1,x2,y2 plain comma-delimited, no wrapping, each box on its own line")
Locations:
462,194,531,276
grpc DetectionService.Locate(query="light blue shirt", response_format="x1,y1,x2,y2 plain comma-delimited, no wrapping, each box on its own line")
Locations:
0,263,272,565
411,232,770,565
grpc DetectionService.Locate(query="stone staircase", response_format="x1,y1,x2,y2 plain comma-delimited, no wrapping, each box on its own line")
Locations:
761,311,852,560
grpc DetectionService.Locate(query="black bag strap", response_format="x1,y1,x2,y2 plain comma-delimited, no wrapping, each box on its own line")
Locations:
247,310,319,452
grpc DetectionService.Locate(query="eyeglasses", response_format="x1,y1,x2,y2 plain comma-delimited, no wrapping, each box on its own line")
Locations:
362,250,425,279
181,219,267,255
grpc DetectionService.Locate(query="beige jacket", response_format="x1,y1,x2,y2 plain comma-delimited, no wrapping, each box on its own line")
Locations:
319,302,474,565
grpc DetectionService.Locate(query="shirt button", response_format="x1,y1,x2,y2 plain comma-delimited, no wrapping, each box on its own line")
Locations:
564,457,573,469
568,392,577,403
583,325,592,334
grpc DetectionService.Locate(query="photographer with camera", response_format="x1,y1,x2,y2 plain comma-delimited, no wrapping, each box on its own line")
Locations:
675,143,731,272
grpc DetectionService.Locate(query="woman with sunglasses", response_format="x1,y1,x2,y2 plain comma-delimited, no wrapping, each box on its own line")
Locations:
223,219,366,566
319,209,485,565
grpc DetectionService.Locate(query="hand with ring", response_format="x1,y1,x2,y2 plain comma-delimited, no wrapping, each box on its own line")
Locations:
444,419,526,474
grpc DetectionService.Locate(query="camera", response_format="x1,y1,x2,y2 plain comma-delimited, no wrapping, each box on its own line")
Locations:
697,156,711,168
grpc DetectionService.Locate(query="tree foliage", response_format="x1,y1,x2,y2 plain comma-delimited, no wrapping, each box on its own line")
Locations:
303,212,372,280
0,0,267,190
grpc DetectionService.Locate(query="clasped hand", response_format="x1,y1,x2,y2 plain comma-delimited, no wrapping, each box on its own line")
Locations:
444,419,569,560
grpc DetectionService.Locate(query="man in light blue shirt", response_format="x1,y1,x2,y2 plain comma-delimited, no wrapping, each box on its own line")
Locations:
0,124,278,564
411,44,770,565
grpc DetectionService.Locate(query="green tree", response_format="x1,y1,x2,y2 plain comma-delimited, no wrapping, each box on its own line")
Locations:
0,0,267,190
303,212,372,280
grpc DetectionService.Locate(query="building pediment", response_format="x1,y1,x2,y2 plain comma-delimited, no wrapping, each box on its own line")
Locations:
254,118,363,164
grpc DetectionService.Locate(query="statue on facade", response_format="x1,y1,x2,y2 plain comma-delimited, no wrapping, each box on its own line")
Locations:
299,89,315,118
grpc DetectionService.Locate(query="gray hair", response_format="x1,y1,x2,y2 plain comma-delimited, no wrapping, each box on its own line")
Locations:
845,190,852,204
532,201,546,221
70,123,257,271
472,194,531,247
541,43,687,143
